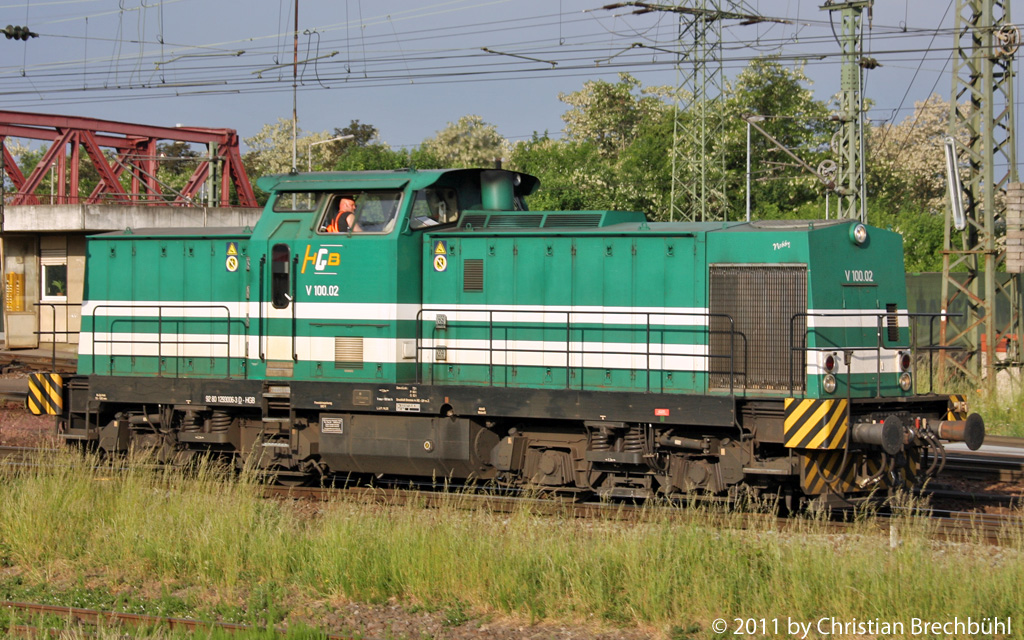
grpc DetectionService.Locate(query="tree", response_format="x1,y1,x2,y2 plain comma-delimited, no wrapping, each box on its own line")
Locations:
3,142,103,204
335,119,378,147
316,119,381,167
419,115,508,169
509,74,675,217
509,135,612,211
153,141,202,201
720,58,831,220
559,73,673,157
868,94,952,213
333,144,409,171
859,94,958,272
243,117,340,176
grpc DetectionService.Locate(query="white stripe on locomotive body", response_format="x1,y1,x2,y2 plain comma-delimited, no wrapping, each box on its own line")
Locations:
79,332,251,359
81,301,712,325
79,332,708,372
79,300,911,378
806,309,911,329
81,300,424,322
807,348,910,377
80,333,403,362
83,300,909,326
418,338,709,370
420,304,710,327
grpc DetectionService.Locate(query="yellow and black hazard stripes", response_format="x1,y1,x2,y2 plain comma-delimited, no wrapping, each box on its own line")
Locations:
801,449,921,496
799,450,856,495
27,373,62,415
784,398,849,449
864,451,920,490
947,394,967,421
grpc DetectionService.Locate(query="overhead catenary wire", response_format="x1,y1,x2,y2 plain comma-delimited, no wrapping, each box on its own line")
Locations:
0,3,982,82
0,9,981,90
0,0,1007,159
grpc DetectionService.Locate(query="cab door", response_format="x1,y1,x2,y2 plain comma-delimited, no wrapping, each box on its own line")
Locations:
262,220,301,378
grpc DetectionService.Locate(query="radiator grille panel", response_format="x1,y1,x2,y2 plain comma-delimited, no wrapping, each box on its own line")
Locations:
485,214,544,228
709,265,807,391
334,337,364,369
543,213,602,228
460,214,488,228
464,259,484,292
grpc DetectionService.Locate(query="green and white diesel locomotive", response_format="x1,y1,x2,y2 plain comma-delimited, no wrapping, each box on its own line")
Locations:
47,168,983,504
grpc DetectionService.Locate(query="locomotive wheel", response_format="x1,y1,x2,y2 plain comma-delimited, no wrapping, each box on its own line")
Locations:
272,469,314,487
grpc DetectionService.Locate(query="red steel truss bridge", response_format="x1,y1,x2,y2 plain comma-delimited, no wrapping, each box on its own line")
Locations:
0,110,257,207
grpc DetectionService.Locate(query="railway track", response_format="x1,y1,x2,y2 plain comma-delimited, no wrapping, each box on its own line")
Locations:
2,437,1022,547
0,351,77,375
0,600,361,639
270,484,1024,546
940,435,1024,483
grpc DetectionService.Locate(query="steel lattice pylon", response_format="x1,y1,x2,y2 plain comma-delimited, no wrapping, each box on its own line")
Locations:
670,0,728,222
604,2,773,222
939,0,1019,384
822,1,871,222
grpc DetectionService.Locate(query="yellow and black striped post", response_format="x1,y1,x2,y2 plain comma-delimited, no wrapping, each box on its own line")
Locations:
27,373,63,415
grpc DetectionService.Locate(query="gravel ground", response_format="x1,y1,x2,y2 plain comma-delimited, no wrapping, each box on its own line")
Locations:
0,401,57,447
305,601,663,640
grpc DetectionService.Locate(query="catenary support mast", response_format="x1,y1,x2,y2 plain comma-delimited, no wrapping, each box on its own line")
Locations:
939,0,1019,384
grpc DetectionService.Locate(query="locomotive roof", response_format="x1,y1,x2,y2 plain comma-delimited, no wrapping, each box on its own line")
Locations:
630,218,859,234
255,167,541,195
91,226,251,239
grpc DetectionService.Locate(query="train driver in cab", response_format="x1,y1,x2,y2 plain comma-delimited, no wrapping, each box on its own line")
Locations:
324,195,362,233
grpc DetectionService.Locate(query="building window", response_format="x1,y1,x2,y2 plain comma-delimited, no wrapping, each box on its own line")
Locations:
41,262,67,301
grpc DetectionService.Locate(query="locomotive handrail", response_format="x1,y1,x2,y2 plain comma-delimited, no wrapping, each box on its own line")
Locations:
917,312,966,391
413,308,739,396
788,311,965,396
87,303,240,379
291,254,299,362
258,255,266,361
33,301,77,372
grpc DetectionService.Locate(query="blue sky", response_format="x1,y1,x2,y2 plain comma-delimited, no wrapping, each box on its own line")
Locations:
0,0,1012,156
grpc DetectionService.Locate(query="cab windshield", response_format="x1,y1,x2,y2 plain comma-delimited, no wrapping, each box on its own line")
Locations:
318,190,403,234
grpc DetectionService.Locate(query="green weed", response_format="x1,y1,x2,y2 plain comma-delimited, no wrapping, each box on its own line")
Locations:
0,448,1020,634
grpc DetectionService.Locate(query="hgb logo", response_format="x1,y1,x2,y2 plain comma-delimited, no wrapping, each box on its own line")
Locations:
301,244,341,274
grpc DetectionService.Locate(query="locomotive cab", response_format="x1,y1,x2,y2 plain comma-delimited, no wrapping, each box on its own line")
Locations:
247,169,540,384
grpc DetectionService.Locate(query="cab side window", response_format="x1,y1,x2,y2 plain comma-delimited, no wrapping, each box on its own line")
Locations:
410,188,459,230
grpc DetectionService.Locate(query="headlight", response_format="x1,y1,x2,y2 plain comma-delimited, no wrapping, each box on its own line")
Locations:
823,374,837,394
898,372,913,391
850,223,868,245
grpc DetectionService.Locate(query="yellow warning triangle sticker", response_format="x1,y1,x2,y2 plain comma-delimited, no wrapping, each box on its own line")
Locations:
226,242,239,256
433,241,447,255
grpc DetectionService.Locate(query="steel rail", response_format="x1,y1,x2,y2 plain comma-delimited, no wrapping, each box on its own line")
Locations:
0,601,362,639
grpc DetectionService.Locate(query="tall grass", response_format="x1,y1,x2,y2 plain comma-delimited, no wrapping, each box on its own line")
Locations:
0,451,1021,634
915,354,1024,438
971,384,1024,438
